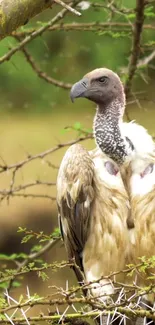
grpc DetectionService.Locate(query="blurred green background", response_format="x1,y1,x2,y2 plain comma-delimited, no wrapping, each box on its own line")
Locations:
1,0,155,316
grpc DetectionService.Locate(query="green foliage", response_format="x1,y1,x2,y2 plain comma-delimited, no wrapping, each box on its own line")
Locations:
0,0,154,115
38,271,49,281
0,227,62,295
145,6,155,18
18,226,61,243
63,122,93,137
0,253,28,261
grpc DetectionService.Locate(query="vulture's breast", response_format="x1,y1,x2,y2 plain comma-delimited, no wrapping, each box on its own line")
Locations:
83,151,130,297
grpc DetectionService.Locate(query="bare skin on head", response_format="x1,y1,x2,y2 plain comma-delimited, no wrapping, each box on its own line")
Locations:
70,68,133,164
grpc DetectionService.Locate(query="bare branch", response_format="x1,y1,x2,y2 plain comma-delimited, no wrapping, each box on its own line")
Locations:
0,135,92,174
125,0,145,96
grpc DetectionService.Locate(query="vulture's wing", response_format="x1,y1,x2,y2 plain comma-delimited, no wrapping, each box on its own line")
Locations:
57,144,94,284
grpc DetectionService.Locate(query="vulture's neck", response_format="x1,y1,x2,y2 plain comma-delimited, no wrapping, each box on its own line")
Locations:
94,99,134,165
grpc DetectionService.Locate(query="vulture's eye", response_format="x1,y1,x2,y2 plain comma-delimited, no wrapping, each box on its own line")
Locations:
98,76,107,84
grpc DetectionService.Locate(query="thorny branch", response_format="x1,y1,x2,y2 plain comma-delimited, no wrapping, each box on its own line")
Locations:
1,261,155,325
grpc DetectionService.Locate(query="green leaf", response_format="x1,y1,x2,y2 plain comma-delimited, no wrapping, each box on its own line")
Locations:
12,281,21,288
17,227,27,233
21,234,34,243
73,122,82,130
38,271,49,281
31,245,42,253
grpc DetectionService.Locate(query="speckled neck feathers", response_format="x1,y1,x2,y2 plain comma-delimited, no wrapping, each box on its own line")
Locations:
94,99,133,165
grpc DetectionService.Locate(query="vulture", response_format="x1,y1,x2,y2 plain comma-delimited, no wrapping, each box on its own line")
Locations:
57,68,155,321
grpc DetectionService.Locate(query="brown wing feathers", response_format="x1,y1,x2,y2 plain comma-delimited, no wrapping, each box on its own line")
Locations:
57,144,94,284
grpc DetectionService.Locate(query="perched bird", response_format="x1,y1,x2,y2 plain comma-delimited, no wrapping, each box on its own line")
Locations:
57,68,155,317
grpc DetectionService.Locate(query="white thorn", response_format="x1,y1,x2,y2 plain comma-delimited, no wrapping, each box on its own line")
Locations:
10,308,18,319
26,286,30,299
21,308,30,325
56,305,60,315
58,305,69,323
4,313,15,325
71,304,77,312
4,292,18,305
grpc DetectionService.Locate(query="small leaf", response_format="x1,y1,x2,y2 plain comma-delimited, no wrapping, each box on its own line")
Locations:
21,234,34,243
74,122,82,130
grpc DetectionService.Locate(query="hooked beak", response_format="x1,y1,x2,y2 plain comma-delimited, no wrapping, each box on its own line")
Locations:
70,78,88,102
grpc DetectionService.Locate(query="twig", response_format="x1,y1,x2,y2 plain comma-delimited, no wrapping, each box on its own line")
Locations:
92,2,133,14
54,0,81,16
6,237,60,292
0,180,56,201
0,261,71,284
14,35,72,89
0,192,56,201
137,49,155,67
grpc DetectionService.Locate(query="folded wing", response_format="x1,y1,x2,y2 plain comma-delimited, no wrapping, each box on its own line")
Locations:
57,143,94,284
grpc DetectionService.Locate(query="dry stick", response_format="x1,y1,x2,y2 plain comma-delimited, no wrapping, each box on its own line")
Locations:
15,35,72,89
11,180,56,192
125,0,145,96
0,0,81,65
0,180,56,201
0,136,92,202
0,192,56,201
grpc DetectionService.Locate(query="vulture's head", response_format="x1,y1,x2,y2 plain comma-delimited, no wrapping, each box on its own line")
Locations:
70,68,125,107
